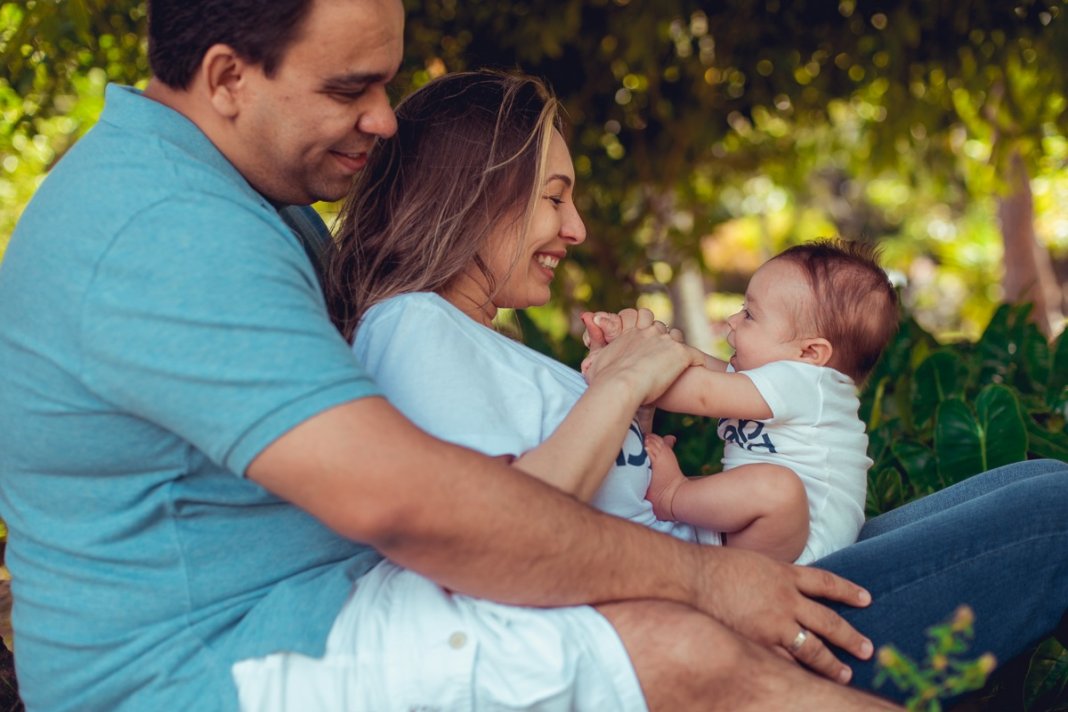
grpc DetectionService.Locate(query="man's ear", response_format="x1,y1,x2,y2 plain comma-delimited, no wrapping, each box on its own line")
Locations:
798,337,833,367
199,44,249,119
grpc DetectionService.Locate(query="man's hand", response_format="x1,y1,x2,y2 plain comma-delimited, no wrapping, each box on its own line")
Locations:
695,546,874,684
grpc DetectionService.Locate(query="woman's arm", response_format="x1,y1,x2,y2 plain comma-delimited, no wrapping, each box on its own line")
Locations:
515,325,695,500
583,309,768,421
357,297,705,503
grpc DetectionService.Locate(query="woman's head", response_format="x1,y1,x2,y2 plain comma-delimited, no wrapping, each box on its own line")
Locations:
327,70,584,339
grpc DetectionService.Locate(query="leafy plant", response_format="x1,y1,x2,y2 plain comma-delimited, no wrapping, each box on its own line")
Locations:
875,605,996,711
609,301,1067,712
861,303,1067,514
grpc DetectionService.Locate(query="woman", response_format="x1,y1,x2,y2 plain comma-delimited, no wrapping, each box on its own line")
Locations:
326,70,717,537
326,70,1068,704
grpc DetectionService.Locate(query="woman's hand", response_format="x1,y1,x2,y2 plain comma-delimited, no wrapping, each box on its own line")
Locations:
581,310,704,405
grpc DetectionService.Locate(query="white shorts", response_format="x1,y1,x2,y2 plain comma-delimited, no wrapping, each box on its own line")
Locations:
232,560,647,711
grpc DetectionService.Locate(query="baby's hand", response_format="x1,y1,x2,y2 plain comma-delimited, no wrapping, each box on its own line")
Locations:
580,312,624,382
581,311,625,350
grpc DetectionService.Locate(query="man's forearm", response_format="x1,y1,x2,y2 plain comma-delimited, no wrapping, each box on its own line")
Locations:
250,397,705,611
381,437,706,608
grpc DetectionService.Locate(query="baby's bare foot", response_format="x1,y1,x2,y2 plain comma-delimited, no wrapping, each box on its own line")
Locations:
645,433,685,521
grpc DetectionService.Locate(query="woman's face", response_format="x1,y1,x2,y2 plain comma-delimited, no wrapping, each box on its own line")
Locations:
481,129,587,315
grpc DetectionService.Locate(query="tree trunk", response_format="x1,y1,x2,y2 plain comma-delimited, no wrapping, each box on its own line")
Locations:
669,260,714,353
998,150,1064,338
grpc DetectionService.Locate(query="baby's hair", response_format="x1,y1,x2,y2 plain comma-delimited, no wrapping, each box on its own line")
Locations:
773,239,898,383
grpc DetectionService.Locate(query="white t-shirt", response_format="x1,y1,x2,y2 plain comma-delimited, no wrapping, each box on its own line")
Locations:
720,360,870,562
353,292,718,545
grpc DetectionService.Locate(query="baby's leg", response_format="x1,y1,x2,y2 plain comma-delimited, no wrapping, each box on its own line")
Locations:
710,464,809,562
646,436,809,561
645,433,686,521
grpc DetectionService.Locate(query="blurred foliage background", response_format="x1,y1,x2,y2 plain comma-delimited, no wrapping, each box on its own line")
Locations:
3,1,1068,709
2,0,1068,350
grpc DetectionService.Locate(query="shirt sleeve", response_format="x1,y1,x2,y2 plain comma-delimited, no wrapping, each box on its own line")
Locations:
353,295,550,458
79,194,379,475
738,361,823,423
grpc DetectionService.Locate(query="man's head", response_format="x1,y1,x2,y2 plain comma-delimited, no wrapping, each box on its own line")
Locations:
146,0,403,205
148,0,314,90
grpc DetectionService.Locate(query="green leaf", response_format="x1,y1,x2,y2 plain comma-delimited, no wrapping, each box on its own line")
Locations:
1025,416,1068,461
976,304,1025,384
866,467,906,517
1024,638,1068,712
892,441,941,494
912,351,965,429
1020,325,1051,393
934,398,984,484
69,0,93,44
935,386,1028,483
1048,329,1068,411
974,384,1028,470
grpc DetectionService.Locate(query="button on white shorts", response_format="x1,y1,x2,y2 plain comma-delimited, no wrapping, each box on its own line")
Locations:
232,560,647,711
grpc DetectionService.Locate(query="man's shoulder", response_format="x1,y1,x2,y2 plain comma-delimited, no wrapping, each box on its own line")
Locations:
34,85,268,232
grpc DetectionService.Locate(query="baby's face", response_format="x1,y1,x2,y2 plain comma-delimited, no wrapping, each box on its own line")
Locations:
724,258,816,371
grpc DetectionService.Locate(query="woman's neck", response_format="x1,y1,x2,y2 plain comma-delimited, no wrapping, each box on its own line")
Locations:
439,277,497,327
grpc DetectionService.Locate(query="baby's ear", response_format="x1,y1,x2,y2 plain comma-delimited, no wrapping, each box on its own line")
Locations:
799,337,833,367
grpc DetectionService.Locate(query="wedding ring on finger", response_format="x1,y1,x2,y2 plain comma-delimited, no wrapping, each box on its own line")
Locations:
788,628,810,654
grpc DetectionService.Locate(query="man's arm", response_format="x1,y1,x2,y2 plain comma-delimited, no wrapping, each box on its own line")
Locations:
247,394,874,683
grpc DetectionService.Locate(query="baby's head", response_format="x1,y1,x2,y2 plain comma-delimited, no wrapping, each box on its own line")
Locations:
727,239,898,384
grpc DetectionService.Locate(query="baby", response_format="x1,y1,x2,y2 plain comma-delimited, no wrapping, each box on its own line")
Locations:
585,239,898,563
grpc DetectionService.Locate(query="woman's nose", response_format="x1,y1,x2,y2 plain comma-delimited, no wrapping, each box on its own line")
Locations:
561,204,587,245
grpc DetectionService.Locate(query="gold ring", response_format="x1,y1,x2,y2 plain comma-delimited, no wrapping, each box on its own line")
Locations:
789,628,809,654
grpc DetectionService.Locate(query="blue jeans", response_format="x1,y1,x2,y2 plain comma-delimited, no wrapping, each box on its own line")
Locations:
815,458,1068,703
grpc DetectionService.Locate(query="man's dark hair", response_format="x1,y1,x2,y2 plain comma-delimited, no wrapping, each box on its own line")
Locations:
148,0,314,89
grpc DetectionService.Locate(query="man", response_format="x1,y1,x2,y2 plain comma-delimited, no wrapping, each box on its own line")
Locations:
1,1,1065,710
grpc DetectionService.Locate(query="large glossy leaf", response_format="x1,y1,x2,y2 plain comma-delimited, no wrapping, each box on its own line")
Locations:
1025,416,1068,461
1020,325,1051,393
1049,329,1068,412
934,398,984,484
891,441,941,494
976,304,1028,384
912,351,965,429
866,467,906,517
934,386,1027,484
1024,639,1068,712
975,384,1029,470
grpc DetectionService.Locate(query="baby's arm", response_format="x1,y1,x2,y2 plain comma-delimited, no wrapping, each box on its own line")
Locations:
583,310,770,421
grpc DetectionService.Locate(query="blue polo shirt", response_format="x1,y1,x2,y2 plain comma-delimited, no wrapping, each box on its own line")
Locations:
0,85,383,711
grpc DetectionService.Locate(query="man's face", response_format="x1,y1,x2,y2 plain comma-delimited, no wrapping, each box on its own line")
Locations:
235,0,404,205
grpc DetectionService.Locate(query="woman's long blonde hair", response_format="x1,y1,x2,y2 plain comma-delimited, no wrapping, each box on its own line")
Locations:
325,70,562,341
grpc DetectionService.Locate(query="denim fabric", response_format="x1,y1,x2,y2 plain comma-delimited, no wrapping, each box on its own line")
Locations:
816,459,1068,703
